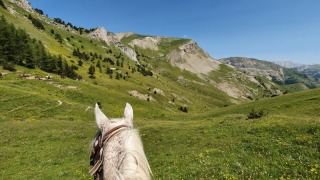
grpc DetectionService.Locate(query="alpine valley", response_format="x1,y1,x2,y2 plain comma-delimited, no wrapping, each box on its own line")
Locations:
0,0,319,179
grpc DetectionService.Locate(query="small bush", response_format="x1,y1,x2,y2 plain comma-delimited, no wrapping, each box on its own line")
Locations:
1,61,16,71
178,105,188,113
247,108,266,119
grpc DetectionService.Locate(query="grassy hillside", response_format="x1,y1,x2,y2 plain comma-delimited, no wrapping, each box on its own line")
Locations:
1,67,319,179
0,0,239,112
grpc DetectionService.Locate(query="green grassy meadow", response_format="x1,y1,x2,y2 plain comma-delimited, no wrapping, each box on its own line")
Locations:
1,68,319,179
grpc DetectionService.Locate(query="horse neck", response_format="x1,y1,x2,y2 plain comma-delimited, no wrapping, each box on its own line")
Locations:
102,128,151,180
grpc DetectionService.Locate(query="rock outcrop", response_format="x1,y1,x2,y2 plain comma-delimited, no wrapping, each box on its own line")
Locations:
167,40,220,75
115,32,134,40
221,57,285,81
129,36,161,51
114,42,139,64
88,27,139,64
9,0,33,13
88,27,118,45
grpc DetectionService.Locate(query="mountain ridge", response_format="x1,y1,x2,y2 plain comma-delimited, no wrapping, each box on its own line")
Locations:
273,61,304,68
220,57,320,90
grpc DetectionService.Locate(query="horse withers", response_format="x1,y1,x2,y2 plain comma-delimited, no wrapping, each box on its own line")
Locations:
90,103,151,179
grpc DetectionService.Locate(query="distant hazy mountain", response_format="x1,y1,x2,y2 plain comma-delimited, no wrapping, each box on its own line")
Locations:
220,57,320,89
273,61,304,68
294,64,320,78
274,61,320,79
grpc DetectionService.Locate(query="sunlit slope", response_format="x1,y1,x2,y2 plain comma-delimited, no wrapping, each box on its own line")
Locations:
1,71,319,178
144,88,320,178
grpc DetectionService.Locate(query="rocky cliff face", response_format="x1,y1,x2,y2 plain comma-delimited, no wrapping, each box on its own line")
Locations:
89,28,220,73
128,36,161,50
88,27,139,64
115,32,134,40
221,57,285,81
9,0,33,13
167,40,220,75
114,42,139,64
87,27,118,45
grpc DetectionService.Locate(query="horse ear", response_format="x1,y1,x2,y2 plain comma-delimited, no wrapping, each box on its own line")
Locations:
124,103,133,126
95,103,110,130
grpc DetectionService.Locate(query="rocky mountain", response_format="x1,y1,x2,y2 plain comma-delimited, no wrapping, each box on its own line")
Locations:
274,60,320,79
294,64,320,78
274,61,304,68
117,34,280,99
220,57,320,90
88,27,139,64
8,0,32,12
88,27,221,76
221,57,285,81
1,0,316,111
167,40,220,75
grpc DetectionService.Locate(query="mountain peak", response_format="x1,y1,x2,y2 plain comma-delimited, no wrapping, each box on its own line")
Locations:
88,27,118,45
168,40,220,75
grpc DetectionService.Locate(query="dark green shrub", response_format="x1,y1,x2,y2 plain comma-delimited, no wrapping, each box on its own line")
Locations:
1,61,16,71
0,0,7,9
178,105,188,113
247,108,266,119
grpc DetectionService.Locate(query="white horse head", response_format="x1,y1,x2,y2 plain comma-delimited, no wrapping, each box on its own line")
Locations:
90,103,151,179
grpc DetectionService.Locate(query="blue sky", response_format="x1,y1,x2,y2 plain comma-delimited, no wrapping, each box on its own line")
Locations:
28,0,320,64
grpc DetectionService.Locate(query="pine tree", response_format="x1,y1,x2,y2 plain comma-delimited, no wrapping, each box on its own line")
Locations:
28,15,45,30
106,66,112,75
33,40,47,68
0,15,82,80
78,60,83,66
96,60,102,73
115,71,120,80
88,65,95,79
0,0,7,9
55,33,63,43
0,15,9,59
34,8,44,15
116,59,120,66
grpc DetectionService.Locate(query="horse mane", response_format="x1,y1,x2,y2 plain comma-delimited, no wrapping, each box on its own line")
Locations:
117,128,151,179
